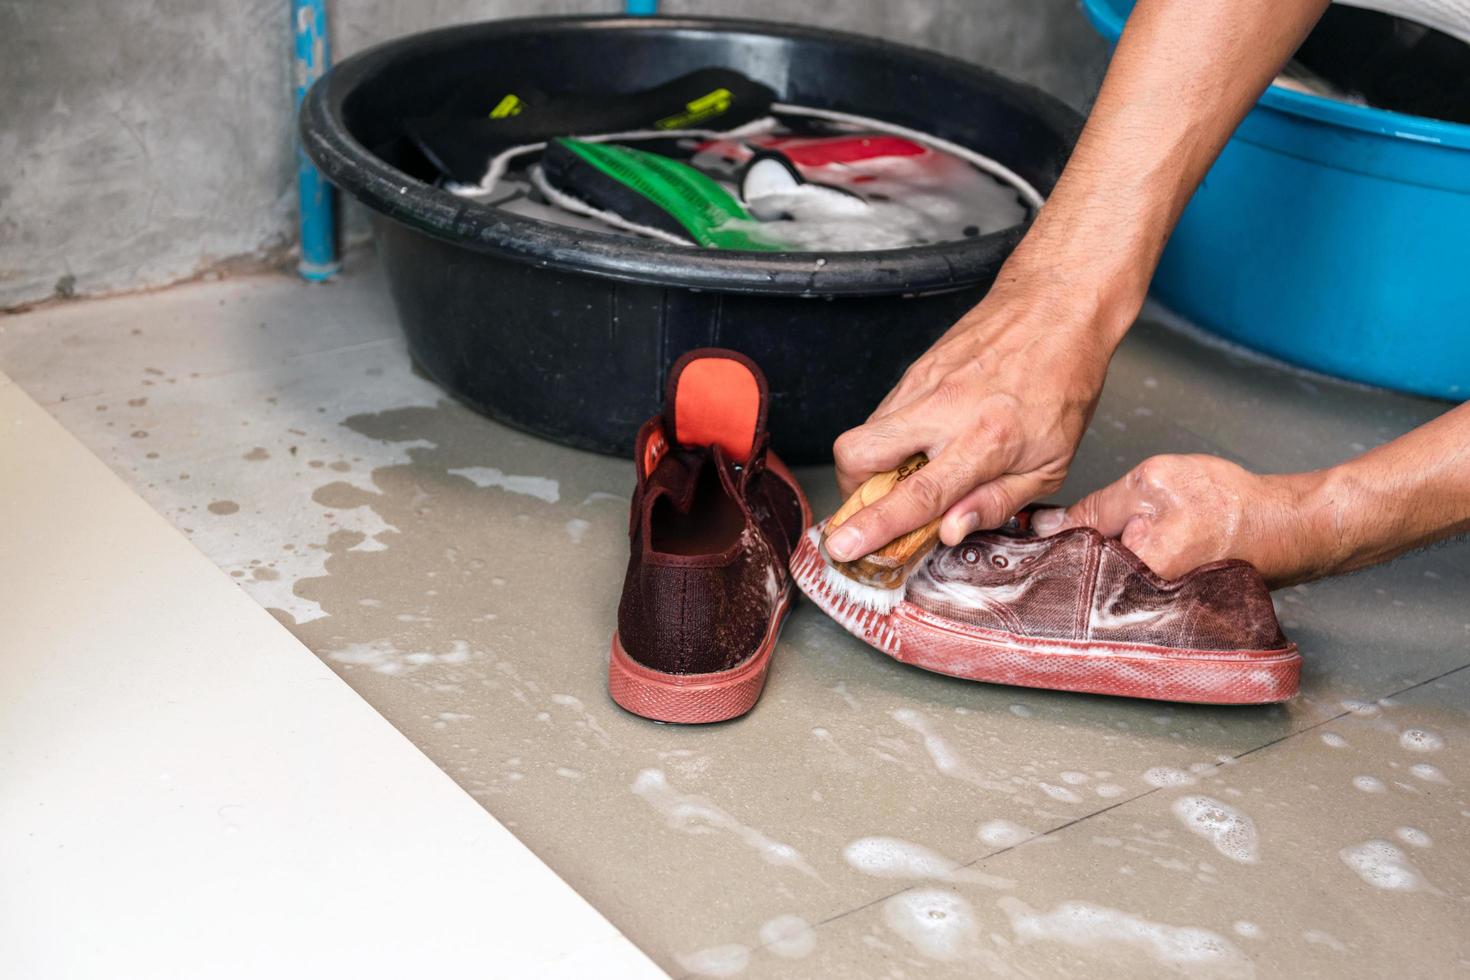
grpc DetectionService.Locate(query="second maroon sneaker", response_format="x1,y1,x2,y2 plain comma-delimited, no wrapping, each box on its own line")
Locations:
609,349,811,723
791,511,1300,704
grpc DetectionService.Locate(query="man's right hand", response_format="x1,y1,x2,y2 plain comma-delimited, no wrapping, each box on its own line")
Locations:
825,259,1131,563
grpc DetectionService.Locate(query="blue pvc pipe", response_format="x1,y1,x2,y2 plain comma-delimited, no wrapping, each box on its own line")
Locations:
293,0,339,281
625,0,658,15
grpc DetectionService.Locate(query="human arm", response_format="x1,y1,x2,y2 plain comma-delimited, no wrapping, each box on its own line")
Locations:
823,0,1333,564
1030,400,1470,586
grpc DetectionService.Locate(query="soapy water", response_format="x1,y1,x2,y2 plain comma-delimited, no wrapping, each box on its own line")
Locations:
758,915,817,959
1410,762,1451,784
676,944,750,977
1339,839,1433,892
1399,728,1445,752
631,769,818,878
1144,767,1199,788
1171,796,1260,864
891,708,1018,795
882,888,985,962
1395,826,1432,848
843,836,1014,889
473,108,1032,253
1000,898,1253,973
1353,775,1387,794
977,819,1037,849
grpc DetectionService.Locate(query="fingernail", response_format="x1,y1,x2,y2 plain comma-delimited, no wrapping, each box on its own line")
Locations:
1031,508,1064,535
825,525,862,562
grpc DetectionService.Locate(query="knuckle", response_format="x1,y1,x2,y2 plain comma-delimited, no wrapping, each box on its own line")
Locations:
1132,454,1180,489
833,425,886,471
929,379,968,412
832,430,864,468
902,471,948,513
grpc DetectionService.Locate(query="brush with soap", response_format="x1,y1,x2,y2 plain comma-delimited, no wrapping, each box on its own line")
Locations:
790,454,943,626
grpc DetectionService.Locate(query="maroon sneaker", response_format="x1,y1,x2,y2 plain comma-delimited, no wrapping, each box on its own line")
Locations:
791,511,1300,704
610,349,811,723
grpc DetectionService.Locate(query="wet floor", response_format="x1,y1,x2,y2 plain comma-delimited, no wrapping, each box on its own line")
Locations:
3,256,1466,977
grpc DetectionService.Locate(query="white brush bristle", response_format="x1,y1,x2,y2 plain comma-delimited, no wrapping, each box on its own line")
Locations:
818,562,905,615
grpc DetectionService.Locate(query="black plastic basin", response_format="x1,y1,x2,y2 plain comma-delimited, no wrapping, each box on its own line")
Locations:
300,15,1081,462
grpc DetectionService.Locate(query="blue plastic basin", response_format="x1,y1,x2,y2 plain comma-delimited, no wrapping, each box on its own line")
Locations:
1083,0,1469,400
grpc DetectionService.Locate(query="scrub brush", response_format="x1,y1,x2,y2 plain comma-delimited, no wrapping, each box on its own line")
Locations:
792,454,943,619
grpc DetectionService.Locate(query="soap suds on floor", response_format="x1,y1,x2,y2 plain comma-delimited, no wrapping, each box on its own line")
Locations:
1395,827,1431,848
632,769,817,878
882,888,984,962
1399,729,1445,753
676,943,750,978
1339,839,1433,892
843,836,1013,889
977,819,1037,849
1000,897,1252,974
891,708,1016,795
758,914,816,959
1171,796,1260,864
1409,763,1449,784
1143,767,1198,788
326,638,475,676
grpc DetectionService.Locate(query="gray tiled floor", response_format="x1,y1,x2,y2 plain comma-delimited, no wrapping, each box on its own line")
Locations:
3,255,1466,978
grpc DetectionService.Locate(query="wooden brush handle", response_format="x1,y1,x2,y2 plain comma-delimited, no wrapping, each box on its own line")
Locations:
823,454,942,585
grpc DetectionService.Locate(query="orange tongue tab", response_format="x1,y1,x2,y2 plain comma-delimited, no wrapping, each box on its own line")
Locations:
670,353,763,461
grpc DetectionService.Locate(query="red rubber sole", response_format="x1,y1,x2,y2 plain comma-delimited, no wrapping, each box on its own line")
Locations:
608,451,811,724
609,589,792,724
789,529,1300,705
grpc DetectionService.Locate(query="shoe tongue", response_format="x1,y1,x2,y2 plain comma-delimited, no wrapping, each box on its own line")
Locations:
663,348,768,465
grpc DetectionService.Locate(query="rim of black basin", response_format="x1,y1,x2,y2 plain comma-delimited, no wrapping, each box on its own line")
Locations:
299,15,1083,297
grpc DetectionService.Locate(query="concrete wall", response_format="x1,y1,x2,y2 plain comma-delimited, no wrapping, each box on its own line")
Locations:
0,0,1108,310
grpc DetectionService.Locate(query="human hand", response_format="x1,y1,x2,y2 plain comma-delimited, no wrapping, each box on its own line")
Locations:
1031,454,1333,586
824,268,1133,564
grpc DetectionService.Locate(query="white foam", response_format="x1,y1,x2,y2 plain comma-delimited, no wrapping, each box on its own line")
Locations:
1395,826,1432,848
882,888,983,961
446,466,559,503
676,944,750,977
1095,783,1126,799
1000,898,1251,970
1039,782,1082,804
1340,699,1381,718
632,769,816,877
758,915,816,959
1410,763,1450,784
1171,796,1259,864
325,638,475,676
1143,767,1197,788
892,709,1016,795
843,836,1012,889
1339,839,1431,891
1353,775,1387,793
1060,771,1090,785
1399,728,1445,752
978,819,1036,849
1321,732,1348,748
1009,704,1034,718
564,517,590,544
1233,921,1263,939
